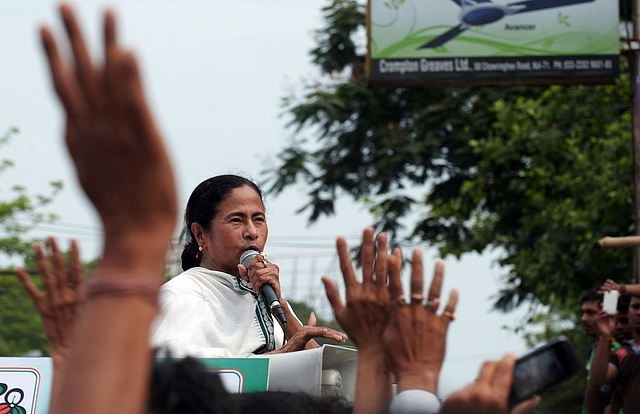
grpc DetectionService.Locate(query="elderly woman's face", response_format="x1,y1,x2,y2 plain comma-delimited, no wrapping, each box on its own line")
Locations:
195,185,267,276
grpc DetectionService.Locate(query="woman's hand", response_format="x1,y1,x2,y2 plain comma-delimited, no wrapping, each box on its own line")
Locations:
383,251,458,395
239,255,282,299
271,313,348,353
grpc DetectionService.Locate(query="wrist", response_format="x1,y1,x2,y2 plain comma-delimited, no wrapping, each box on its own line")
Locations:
100,231,173,275
620,284,627,295
395,369,440,395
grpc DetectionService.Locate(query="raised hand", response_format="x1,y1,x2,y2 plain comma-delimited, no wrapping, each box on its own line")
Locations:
383,251,458,394
323,227,398,349
40,3,177,258
14,237,84,397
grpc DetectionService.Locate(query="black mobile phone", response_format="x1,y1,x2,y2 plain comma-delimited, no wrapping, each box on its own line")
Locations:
508,337,582,407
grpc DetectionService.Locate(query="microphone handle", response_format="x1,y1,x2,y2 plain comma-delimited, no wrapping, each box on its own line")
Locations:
261,284,287,327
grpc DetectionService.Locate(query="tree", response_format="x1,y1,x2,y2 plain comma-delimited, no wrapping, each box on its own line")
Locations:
264,0,633,313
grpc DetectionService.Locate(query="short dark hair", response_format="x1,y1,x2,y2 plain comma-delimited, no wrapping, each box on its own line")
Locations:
181,175,263,270
581,288,602,304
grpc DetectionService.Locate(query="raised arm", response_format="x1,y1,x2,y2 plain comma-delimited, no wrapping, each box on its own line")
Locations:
40,4,177,414
323,227,396,414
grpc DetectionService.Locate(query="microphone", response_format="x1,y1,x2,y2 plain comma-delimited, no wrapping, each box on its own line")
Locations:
239,250,287,328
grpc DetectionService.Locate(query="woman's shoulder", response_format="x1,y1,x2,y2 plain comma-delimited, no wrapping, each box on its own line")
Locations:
162,267,234,293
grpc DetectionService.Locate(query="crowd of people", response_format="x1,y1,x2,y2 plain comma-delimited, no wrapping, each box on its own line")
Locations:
12,3,640,414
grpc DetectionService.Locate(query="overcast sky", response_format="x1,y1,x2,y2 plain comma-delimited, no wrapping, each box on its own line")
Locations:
2,0,531,397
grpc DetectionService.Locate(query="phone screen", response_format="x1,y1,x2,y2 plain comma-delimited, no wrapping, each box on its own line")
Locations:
511,347,567,400
509,337,581,405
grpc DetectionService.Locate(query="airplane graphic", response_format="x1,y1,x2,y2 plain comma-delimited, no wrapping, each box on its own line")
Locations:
419,0,596,49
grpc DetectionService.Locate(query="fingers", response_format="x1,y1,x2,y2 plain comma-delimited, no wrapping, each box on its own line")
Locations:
39,26,81,120
322,276,345,317
427,259,444,303
374,231,389,286
336,236,357,289
492,353,516,392
14,268,43,303
441,288,459,322
68,239,83,286
103,8,117,55
307,311,317,327
49,237,66,293
34,243,56,301
59,3,100,110
409,248,423,302
476,360,499,384
387,247,403,301
360,227,375,283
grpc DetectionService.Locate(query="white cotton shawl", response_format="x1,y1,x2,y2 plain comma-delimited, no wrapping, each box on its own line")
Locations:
150,267,285,358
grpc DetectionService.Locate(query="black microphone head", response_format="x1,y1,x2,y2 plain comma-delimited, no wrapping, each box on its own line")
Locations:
239,249,260,268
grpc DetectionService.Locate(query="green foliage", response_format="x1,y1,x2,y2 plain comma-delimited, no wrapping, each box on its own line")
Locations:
0,273,48,356
0,128,62,257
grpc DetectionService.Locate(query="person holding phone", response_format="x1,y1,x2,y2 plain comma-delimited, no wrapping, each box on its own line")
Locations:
587,280,640,413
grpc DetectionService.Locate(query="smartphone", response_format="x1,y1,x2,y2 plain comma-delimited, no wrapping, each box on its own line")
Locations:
508,337,582,407
603,290,619,315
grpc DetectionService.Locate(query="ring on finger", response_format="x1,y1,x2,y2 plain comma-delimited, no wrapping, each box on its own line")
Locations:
410,293,424,304
426,298,440,311
442,311,456,321
261,260,268,268
397,295,407,305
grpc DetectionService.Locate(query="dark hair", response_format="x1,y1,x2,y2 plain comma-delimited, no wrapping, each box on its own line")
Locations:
581,288,602,304
181,175,263,271
618,294,630,312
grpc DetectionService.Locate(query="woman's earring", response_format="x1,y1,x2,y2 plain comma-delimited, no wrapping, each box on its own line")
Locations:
196,245,203,259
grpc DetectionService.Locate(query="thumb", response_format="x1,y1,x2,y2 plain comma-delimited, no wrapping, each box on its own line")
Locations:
307,311,317,327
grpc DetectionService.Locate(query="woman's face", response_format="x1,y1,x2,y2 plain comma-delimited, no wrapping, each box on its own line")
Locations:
193,185,268,276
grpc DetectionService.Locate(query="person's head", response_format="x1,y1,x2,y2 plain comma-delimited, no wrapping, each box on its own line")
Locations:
629,296,640,338
580,288,602,337
615,295,632,342
181,174,266,276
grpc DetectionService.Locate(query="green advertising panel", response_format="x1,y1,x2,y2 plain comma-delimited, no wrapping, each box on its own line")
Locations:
368,0,619,85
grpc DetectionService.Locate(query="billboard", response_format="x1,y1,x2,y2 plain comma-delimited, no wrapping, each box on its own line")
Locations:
367,0,620,86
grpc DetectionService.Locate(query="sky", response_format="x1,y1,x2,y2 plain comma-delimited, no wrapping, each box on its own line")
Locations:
1,0,532,397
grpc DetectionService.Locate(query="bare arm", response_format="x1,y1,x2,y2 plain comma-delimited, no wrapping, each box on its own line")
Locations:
586,311,618,414
40,4,177,414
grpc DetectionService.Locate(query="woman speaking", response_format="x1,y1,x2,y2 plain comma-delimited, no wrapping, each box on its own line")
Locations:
151,174,347,358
